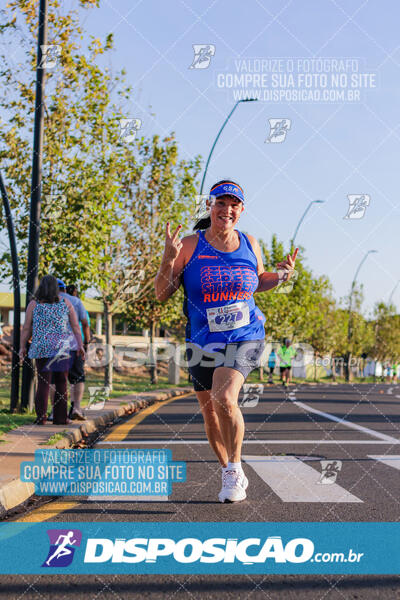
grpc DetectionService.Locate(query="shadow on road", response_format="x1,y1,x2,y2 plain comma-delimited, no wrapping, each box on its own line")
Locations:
0,574,399,599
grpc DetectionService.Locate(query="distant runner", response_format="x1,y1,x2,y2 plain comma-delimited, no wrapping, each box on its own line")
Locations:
392,362,398,384
277,338,297,387
267,348,277,384
155,179,298,502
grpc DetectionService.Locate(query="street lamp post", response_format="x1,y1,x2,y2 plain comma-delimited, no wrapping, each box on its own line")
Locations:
21,0,48,410
291,200,325,249
345,249,378,382
0,171,21,412
388,280,399,306
199,98,258,196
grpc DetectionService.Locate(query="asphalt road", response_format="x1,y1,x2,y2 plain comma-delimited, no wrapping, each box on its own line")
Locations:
3,382,400,599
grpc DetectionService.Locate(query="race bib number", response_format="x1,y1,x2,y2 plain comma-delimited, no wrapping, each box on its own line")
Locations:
206,302,250,332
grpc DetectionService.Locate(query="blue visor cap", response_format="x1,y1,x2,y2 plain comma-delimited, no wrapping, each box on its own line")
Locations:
210,183,244,204
57,278,66,289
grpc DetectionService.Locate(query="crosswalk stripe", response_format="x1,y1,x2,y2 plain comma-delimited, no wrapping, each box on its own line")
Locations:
96,439,399,445
242,455,363,503
367,455,400,470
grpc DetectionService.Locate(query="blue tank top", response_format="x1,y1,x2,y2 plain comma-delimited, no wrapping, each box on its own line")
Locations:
183,230,266,348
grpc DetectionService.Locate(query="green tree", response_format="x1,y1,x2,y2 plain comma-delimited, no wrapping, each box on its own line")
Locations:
254,235,377,381
372,302,400,364
255,236,332,346
0,1,200,391
343,286,375,381
120,134,201,384
0,0,132,287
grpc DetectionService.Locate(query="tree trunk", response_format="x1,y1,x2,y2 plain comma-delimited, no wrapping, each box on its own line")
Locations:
314,355,318,382
259,366,264,382
149,319,158,385
345,352,352,383
104,300,113,390
331,356,336,382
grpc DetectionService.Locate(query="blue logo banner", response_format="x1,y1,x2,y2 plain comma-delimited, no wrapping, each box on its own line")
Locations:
0,522,399,574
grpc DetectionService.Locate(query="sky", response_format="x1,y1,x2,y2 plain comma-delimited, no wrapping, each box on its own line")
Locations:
1,0,399,314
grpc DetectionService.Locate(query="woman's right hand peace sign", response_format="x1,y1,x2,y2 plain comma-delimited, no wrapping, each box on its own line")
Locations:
163,222,183,263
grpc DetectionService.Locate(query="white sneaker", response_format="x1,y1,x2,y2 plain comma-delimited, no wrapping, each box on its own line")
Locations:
218,469,248,503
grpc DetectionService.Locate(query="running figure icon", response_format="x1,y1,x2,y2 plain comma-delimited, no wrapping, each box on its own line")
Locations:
45,531,77,566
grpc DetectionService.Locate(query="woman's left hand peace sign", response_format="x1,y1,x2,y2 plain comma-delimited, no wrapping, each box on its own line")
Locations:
276,248,298,282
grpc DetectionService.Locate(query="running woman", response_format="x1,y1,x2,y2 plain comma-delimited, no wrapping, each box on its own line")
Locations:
277,338,297,387
155,180,297,502
391,361,398,384
267,348,277,384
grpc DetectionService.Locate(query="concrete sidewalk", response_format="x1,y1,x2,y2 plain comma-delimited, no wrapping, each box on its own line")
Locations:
0,386,192,518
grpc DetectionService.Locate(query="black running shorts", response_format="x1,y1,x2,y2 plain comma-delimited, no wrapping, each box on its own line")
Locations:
68,353,86,384
187,340,265,392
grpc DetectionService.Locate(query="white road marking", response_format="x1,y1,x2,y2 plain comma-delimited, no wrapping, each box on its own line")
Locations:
96,439,399,445
242,455,362,503
386,386,400,398
368,455,400,470
293,400,399,444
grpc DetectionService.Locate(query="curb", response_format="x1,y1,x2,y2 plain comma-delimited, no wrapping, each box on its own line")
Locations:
0,387,192,519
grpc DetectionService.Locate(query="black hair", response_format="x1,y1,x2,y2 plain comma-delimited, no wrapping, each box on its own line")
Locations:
193,179,243,231
66,284,78,296
35,275,60,304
